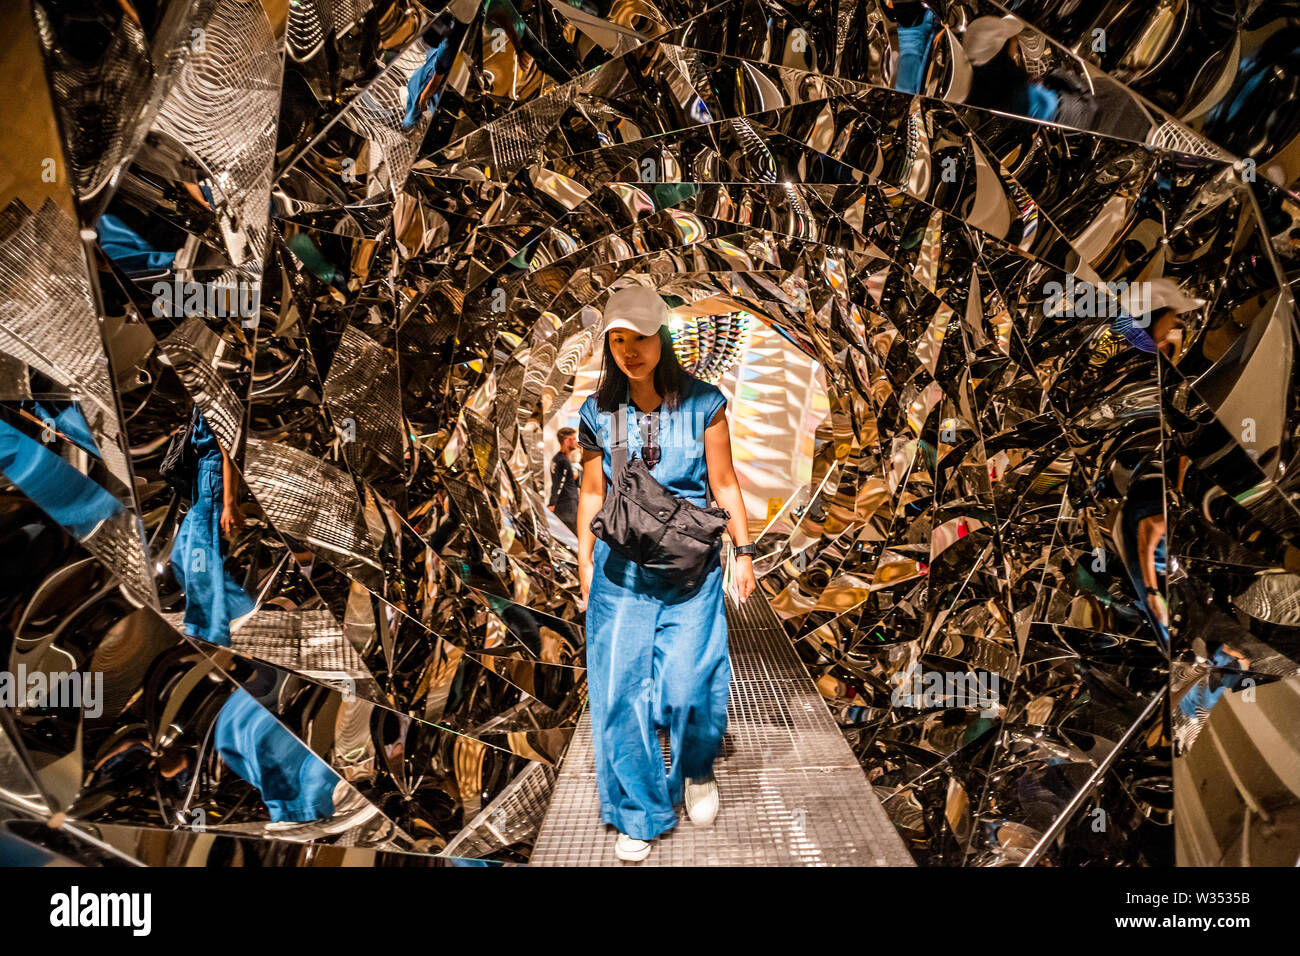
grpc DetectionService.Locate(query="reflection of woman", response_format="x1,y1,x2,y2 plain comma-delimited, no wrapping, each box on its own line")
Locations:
964,18,1058,121
1178,646,1248,720
169,409,254,646
402,33,456,130
1112,450,1169,648
575,285,757,862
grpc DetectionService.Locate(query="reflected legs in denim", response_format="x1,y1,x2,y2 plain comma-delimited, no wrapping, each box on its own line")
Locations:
170,460,255,647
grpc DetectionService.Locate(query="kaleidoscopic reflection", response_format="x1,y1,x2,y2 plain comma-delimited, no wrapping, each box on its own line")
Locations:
2,0,1300,867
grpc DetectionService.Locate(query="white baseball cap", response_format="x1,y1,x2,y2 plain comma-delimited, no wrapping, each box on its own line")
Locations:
1143,278,1207,315
1113,277,1206,317
601,284,669,336
964,15,1024,67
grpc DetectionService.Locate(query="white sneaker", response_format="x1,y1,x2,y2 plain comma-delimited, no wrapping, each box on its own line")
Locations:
684,776,719,826
615,832,652,862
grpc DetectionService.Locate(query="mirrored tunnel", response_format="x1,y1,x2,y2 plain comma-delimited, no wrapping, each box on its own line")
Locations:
2,0,1300,868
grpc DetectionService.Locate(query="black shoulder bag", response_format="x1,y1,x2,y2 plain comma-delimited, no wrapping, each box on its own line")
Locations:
588,388,731,590
160,405,199,502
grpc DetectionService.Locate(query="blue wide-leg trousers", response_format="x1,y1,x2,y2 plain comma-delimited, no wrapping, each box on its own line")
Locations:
585,537,731,840
171,459,256,647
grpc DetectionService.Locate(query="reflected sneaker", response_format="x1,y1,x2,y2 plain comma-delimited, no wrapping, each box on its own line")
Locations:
684,776,719,826
615,832,651,862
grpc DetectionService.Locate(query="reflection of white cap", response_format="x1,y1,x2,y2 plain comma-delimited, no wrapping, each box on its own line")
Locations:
1117,278,1206,316
964,15,1024,67
601,284,669,336
1143,278,1206,315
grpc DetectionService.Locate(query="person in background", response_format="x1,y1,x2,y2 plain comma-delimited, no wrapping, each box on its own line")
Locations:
548,427,579,533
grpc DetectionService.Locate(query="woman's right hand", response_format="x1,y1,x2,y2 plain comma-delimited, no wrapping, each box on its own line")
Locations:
579,558,593,609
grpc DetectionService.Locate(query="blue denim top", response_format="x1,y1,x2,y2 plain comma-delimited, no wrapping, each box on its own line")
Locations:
577,374,727,507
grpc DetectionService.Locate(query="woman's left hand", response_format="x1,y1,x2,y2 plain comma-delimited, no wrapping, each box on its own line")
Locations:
736,556,757,603
220,500,245,539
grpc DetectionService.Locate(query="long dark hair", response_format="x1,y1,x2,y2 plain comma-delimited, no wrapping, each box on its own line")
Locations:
593,326,689,412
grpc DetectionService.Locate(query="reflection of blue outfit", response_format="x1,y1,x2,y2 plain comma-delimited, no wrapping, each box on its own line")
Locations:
1026,84,1059,121
403,38,452,129
577,376,732,840
214,688,338,822
169,411,255,646
284,232,341,284
1112,312,1159,354
96,214,176,277
1179,648,1243,718
28,401,100,458
0,417,121,539
1205,54,1266,129
895,8,936,94
969,50,1060,122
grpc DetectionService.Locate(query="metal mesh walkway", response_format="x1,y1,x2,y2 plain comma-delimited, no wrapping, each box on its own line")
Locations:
529,589,915,866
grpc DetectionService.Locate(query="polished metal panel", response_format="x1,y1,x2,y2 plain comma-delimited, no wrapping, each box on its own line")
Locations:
2,0,1299,866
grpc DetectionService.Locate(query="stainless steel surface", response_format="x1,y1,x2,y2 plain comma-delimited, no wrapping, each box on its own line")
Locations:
3,0,1300,867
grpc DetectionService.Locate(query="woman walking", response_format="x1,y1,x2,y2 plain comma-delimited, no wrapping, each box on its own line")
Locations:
575,284,757,862
170,408,256,646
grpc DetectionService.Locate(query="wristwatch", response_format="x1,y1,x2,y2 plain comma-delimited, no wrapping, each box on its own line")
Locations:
734,543,757,559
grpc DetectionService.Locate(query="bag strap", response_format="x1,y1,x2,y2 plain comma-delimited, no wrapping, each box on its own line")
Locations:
611,387,627,481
